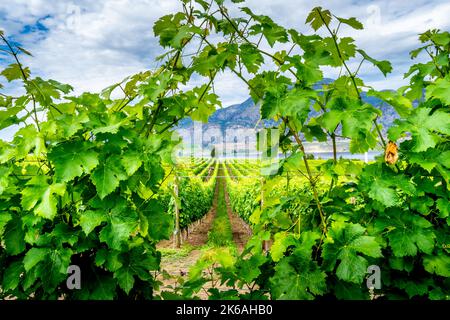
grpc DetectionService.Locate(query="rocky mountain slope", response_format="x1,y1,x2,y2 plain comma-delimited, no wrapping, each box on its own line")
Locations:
178,80,405,135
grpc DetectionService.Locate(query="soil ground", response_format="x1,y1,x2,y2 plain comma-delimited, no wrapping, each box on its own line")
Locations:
155,165,251,299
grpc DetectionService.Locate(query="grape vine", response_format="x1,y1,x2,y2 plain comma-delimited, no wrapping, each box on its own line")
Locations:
1,0,449,300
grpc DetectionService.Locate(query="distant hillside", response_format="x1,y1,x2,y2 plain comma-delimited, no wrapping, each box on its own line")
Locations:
178,79,408,135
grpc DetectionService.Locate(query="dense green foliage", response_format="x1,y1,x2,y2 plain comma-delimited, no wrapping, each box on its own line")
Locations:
192,158,214,176
152,1,449,300
1,0,449,300
225,160,323,226
0,13,221,298
160,160,218,229
224,162,261,224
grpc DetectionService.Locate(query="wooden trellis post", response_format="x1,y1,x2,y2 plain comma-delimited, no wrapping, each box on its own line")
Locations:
286,170,290,192
174,175,181,248
261,176,270,253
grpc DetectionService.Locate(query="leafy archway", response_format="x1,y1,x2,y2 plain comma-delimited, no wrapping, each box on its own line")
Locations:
0,0,449,300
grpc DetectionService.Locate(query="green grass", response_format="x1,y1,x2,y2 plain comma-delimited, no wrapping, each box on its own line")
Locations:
159,245,195,259
207,179,234,247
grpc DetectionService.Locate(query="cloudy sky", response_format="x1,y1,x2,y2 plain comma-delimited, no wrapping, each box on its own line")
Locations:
1,0,450,108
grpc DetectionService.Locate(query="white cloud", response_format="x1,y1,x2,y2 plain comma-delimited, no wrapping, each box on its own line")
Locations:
1,0,180,94
239,0,450,90
1,0,449,106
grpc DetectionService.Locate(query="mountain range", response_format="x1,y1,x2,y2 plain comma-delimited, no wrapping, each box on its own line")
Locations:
177,78,406,137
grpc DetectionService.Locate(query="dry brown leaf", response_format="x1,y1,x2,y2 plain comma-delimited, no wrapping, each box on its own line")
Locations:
385,141,399,165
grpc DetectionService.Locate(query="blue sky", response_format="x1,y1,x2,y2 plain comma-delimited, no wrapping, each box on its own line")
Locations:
1,0,450,108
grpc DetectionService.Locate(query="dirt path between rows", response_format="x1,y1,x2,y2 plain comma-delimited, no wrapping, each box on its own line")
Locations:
156,165,252,298
224,182,252,252
157,182,219,273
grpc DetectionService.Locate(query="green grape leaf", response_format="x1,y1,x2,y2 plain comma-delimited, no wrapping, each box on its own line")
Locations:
153,13,186,48
367,89,413,117
423,254,450,277
114,246,159,294
270,232,296,262
438,151,450,169
242,8,288,47
270,255,327,300
90,279,117,300
319,97,379,153
54,114,86,138
11,125,46,160
190,85,221,122
240,43,264,73
26,77,68,106
389,257,414,272
235,253,266,283
335,253,367,284
49,141,99,182
409,150,439,173
3,216,26,255
1,63,30,82
360,164,416,207
306,7,331,31
142,200,172,240
287,56,323,86
436,198,450,219
302,124,328,142
48,223,79,246
114,268,134,294
189,247,235,280
95,197,139,250
368,178,399,207
95,249,123,273
357,49,393,76
322,221,382,284
120,150,143,176
37,247,73,291
24,247,49,271
172,25,203,49
0,211,12,236
21,176,66,220
0,105,22,131
79,210,107,235
323,37,356,66
337,17,363,30
91,155,128,199
46,79,73,94
388,108,450,152
426,77,450,104
2,261,24,291
17,46,33,56
140,71,171,101
395,278,432,298
270,231,326,299
375,209,435,257
262,87,316,125
88,112,128,135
